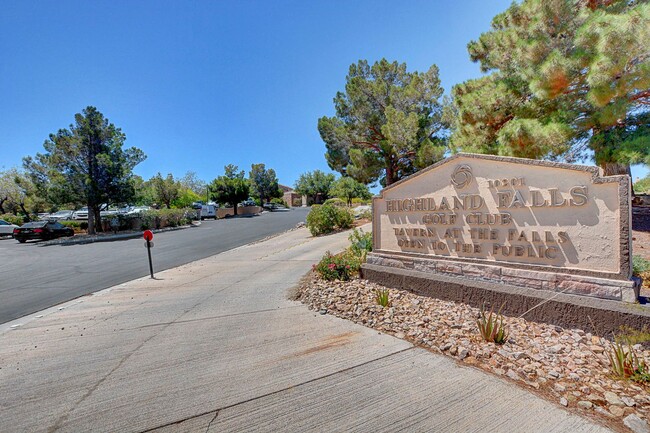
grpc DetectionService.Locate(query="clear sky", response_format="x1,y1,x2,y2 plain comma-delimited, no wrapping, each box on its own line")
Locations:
1,0,647,187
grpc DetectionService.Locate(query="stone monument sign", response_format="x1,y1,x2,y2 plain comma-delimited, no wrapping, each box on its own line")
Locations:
367,153,637,302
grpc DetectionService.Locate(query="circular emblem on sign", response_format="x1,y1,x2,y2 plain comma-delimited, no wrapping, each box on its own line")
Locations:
451,164,473,189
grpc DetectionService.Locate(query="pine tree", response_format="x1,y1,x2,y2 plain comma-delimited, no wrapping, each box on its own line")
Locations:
319,59,446,186
449,0,649,175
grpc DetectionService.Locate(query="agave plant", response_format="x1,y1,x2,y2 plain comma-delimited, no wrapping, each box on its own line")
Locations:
477,303,509,345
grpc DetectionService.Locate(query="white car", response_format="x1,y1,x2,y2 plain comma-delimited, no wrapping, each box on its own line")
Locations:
125,206,152,215
0,219,19,237
48,210,74,221
72,207,89,220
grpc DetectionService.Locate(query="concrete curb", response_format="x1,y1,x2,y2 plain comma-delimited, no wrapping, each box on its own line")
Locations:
41,223,200,246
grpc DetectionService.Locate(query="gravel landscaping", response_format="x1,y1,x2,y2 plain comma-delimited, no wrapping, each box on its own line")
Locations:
296,273,650,433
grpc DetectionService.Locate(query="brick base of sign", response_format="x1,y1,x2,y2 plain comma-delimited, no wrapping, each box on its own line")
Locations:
361,263,648,337
366,252,639,302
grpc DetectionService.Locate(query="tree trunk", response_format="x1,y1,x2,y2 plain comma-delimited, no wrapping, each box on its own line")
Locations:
602,162,631,177
93,206,103,232
88,203,96,235
19,203,31,222
0,198,5,214
233,204,238,216
385,164,395,187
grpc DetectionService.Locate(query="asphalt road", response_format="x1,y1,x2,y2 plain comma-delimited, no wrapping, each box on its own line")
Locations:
0,208,309,324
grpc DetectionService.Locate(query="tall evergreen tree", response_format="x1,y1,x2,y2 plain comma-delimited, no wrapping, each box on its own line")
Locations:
24,106,146,234
319,59,446,186
448,0,649,175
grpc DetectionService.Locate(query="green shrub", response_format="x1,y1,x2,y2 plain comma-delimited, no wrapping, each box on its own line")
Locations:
351,198,370,205
348,228,372,260
616,326,650,346
140,209,192,230
633,255,650,276
306,204,354,236
60,220,81,228
0,214,25,226
313,250,361,281
60,220,82,231
323,198,346,207
270,198,287,207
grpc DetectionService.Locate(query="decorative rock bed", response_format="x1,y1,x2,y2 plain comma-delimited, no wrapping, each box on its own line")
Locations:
296,273,650,432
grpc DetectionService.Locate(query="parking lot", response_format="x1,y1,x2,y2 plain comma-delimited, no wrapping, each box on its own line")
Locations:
0,208,309,324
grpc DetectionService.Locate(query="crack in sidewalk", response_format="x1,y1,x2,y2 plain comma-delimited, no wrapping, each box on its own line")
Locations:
121,305,303,331
205,411,220,433
136,347,414,433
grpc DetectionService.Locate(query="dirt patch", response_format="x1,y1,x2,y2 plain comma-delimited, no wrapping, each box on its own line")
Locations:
281,332,358,360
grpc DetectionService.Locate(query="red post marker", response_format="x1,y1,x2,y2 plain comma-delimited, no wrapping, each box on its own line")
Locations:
143,230,154,278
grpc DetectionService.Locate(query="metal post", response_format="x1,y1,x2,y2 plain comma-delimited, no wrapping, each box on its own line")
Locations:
146,239,154,278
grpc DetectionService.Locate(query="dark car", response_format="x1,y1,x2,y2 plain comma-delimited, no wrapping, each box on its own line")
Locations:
13,221,74,243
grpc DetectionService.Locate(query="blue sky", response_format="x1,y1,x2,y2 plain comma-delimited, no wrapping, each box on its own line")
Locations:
1,0,647,187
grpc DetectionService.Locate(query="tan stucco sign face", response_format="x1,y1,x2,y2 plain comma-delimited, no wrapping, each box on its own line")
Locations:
373,154,631,280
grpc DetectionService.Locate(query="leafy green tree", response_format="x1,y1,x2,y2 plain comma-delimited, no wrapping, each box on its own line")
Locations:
249,163,282,204
130,175,154,206
151,173,180,209
449,0,649,175
318,58,446,186
329,176,372,206
179,171,207,198
294,170,336,204
172,188,202,209
24,106,145,233
209,165,250,215
0,168,41,218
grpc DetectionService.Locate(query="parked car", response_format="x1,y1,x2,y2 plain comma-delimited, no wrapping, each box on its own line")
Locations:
125,206,152,215
0,219,19,237
13,221,74,243
48,210,74,221
241,199,256,207
72,207,89,220
262,203,285,211
200,204,217,220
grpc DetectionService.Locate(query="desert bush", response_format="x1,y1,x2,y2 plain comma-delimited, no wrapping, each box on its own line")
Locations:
140,209,192,230
306,204,353,236
348,228,372,260
351,198,370,205
633,255,650,276
323,198,346,207
313,250,361,281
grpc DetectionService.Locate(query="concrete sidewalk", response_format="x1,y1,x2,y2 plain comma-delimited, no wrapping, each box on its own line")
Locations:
0,227,611,432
